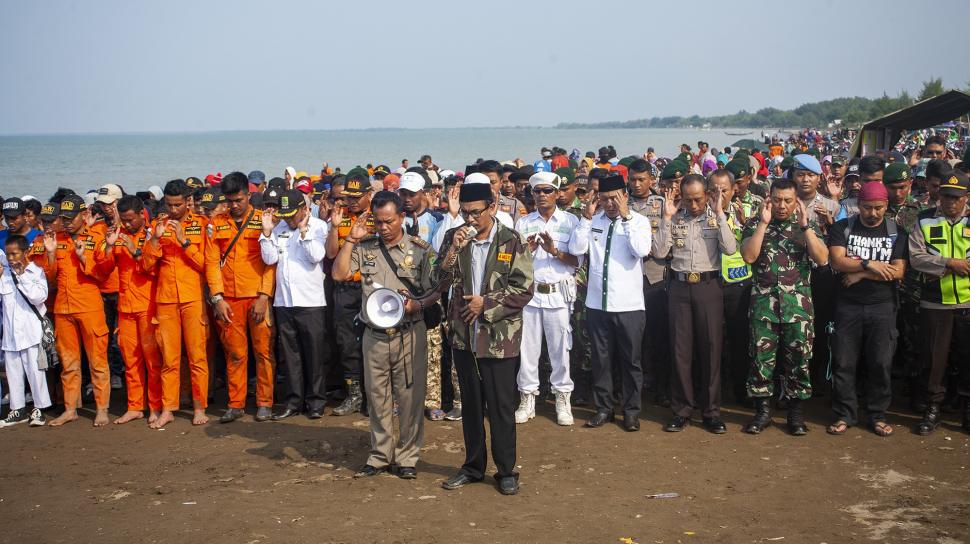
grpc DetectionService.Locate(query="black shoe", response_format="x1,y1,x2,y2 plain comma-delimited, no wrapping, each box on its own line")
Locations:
353,465,387,478
497,476,519,496
584,411,615,428
787,399,808,436
916,403,942,436
332,381,363,416
396,466,417,480
745,398,772,434
272,408,301,421
703,416,727,434
254,406,273,422
442,472,482,490
663,416,690,432
219,408,245,424
623,414,640,432
307,409,324,419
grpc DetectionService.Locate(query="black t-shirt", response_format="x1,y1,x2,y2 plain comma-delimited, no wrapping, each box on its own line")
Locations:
827,217,908,305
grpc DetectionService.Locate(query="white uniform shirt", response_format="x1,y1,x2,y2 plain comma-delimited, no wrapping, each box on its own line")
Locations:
515,209,579,309
259,216,329,308
432,210,514,252
569,210,652,312
0,262,48,351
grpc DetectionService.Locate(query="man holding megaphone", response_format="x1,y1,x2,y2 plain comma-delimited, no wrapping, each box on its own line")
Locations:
332,191,439,480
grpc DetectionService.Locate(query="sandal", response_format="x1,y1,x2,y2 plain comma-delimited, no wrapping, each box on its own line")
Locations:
426,409,445,421
872,420,893,437
826,420,850,435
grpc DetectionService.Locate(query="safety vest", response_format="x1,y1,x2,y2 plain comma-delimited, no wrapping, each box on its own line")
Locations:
721,210,753,284
918,211,970,305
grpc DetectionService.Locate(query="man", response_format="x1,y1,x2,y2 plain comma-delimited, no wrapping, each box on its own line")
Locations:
435,180,534,495
261,189,331,420
199,186,227,219
418,154,440,186
908,170,970,435
919,135,948,162
513,171,581,426
740,179,828,435
827,182,907,436
44,195,111,427
658,162,686,202
248,170,266,193
836,164,863,220
653,174,735,433
333,191,437,479
206,172,276,423
399,171,442,244
534,147,553,173
919,159,949,209
479,160,527,220
432,171,515,252
326,167,374,416
1,197,42,247
569,174,652,431
93,183,126,390
725,159,763,219
142,179,211,428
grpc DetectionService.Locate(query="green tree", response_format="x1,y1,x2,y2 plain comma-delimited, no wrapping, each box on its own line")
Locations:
917,77,945,101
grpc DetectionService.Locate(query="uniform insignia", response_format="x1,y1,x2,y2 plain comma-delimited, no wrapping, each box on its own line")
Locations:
363,261,376,267
676,238,686,248
206,224,214,237
411,236,430,249
708,218,718,228
652,201,660,210
964,227,970,238
365,253,376,261
185,226,202,235
403,255,414,268
651,219,658,228
497,252,512,263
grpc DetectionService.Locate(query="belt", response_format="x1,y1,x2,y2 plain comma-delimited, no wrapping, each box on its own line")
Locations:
368,320,416,337
673,271,718,284
536,282,558,294
335,281,362,288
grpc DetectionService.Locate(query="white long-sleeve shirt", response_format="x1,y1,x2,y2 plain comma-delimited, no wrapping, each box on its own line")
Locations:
0,262,48,351
569,210,652,312
259,216,329,308
515,209,580,309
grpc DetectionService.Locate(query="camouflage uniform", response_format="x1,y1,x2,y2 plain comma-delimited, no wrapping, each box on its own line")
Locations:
742,216,823,400
736,190,764,221
562,198,592,375
889,195,926,378
749,177,771,199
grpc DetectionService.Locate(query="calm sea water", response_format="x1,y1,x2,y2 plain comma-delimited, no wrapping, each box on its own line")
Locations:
0,128,756,199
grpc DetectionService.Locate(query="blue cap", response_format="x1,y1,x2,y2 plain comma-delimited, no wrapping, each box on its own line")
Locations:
248,170,266,184
792,154,822,175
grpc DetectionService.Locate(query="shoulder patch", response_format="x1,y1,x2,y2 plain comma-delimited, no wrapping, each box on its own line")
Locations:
411,236,430,249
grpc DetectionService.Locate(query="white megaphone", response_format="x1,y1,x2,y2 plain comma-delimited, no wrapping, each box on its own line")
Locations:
362,284,406,329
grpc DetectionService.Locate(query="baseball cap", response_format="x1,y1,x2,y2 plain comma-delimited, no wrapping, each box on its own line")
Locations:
59,194,87,218
2,197,25,217
262,187,282,208
277,190,307,218
248,170,266,184
939,170,968,197
199,187,226,210
186,176,205,189
372,165,391,178
398,171,426,193
342,168,372,197
294,177,313,194
205,173,223,186
267,177,287,192
845,164,861,178
96,183,123,204
40,202,59,222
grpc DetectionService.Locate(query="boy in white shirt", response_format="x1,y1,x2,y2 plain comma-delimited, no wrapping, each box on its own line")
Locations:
0,234,51,427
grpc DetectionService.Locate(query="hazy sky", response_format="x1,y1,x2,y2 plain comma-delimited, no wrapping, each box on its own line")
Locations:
2,0,968,134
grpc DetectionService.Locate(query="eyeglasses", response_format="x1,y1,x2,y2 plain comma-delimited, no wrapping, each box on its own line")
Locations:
532,187,556,195
460,207,489,219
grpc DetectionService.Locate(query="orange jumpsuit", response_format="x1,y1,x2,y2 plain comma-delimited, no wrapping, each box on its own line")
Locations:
96,228,163,412
205,206,276,409
142,212,210,411
43,228,111,410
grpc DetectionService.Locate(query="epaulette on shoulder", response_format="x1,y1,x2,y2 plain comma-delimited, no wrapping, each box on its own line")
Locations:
411,236,430,249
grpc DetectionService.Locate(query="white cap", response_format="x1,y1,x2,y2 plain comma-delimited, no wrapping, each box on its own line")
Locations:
21,195,37,201
529,171,560,189
393,167,407,175
83,191,98,207
464,172,491,185
148,185,163,200
438,169,455,179
97,183,123,204
398,172,425,193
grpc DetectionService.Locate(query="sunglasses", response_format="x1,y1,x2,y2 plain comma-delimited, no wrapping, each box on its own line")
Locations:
532,187,556,195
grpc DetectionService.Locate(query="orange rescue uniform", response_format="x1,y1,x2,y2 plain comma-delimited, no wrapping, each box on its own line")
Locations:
206,206,276,409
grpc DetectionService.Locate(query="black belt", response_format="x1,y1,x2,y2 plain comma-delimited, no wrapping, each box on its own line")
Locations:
368,320,416,337
335,281,362,288
672,271,718,284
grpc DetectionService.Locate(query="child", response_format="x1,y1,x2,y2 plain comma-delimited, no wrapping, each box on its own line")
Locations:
0,234,51,427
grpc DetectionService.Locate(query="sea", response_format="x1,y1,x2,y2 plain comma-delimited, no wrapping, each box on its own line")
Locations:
0,128,759,199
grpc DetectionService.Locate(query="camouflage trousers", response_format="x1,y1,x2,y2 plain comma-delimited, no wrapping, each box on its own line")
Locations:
569,290,592,373
424,326,461,410
893,298,921,378
747,319,814,400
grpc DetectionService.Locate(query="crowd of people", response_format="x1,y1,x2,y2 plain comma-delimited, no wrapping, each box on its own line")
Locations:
1,136,969,495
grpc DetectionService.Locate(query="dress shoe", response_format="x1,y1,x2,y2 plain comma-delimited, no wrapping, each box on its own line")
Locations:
272,408,301,421
497,476,519,496
745,398,772,434
396,466,417,480
353,464,387,478
219,408,245,424
703,416,727,434
584,411,615,428
786,399,808,436
441,472,482,490
623,414,640,432
254,406,273,422
307,409,324,419
663,416,690,432
916,403,942,436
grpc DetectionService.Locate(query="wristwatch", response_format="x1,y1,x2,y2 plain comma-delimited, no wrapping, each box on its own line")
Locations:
860,259,870,270
132,249,142,259
181,239,192,249
209,293,224,305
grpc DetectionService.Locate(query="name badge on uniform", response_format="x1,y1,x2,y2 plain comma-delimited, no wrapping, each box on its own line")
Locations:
708,218,717,228
497,252,512,263
676,239,686,248
964,227,970,238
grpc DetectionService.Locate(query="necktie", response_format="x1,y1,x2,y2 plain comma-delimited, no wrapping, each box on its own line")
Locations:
601,219,615,309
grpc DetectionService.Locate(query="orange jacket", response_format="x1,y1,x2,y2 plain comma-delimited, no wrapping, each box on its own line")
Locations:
143,212,208,304
44,228,107,315
205,206,275,299
95,226,157,314
335,212,375,282
89,221,120,293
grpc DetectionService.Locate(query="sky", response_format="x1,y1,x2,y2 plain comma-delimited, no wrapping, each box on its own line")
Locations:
1,0,969,134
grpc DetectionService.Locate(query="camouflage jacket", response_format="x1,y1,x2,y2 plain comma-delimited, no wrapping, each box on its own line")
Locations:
434,222,534,358
735,190,764,221
561,200,589,289
889,195,926,302
743,216,823,324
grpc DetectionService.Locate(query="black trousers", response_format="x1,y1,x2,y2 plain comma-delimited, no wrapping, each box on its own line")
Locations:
333,283,363,382
453,350,518,480
668,278,724,418
810,268,836,393
722,280,753,401
831,301,896,425
587,308,645,417
920,307,970,404
641,281,670,397
276,306,329,412
102,292,124,376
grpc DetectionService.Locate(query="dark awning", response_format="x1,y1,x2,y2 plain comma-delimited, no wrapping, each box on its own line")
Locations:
850,90,970,157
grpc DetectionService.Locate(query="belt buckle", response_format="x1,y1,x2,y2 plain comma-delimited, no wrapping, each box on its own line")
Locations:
537,283,551,294
687,272,701,284
385,327,398,336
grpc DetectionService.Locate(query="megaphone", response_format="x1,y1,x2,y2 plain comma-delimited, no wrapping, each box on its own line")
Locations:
362,287,406,329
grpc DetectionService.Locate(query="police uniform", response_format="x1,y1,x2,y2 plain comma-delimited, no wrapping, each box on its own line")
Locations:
720,202,754,402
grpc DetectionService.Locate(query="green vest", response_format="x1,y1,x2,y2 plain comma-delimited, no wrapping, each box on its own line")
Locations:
721,210,753,284
919,212,970,304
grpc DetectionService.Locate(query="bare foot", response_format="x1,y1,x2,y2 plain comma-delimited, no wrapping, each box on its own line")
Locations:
49,410,78,427
147,411,160,425
94,409,110,427
192,409,209,426
114,410,144,425
151,410,175,429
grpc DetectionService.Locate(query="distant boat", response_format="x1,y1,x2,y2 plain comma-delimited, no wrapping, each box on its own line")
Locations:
724,131,752,136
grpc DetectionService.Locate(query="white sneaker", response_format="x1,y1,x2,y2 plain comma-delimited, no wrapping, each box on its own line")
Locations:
29,408,46,427
514,392,535,424
555,391,574,426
